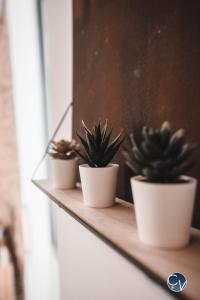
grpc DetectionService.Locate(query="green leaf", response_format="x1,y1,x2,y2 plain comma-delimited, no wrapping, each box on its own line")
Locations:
101,119,108,142
160,121,171,148
77,132,90,153
94,120,102,147
101,128,113,153
142,168,161,182
75,149,95,167
122,149,141,173
108,130,123,149
141,141,161,159
86,132,96,154
102,139,123,166
82,120,92,135
125,160,140,174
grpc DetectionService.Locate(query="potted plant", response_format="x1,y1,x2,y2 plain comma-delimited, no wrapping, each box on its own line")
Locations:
48,139,79,189
122,121,197,249
76,120,123,208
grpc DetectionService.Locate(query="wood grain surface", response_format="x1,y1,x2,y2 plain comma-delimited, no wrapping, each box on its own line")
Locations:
73,0,200,228
34,179,200,300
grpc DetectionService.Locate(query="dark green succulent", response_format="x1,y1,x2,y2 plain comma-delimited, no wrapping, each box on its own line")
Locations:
48,139,79,160
122,121,195,183
76,120,124,167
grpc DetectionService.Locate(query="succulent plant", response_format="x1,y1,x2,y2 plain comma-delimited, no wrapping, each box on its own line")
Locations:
76,120,124,167
122,121,195,183
48,139,79,160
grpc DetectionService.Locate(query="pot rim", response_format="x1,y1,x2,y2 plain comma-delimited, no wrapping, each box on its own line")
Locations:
79,163,119,169
131,175,197,186
50,157,78,162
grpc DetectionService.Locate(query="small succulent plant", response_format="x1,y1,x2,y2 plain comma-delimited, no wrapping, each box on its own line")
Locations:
76,120,124,167
48,139,79,160
122,121,195,183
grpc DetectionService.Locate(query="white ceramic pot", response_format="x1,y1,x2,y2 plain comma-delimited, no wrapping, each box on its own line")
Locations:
50,158,77,189
79,164,119,208
131,175,197,249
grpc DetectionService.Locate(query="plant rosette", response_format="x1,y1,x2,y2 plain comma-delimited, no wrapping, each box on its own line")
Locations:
77,120,123,208
123,121,197,249
48,139,79,189
131,175,197,248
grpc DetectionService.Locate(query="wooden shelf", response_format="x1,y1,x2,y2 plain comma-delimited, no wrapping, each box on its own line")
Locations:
33,179,200,300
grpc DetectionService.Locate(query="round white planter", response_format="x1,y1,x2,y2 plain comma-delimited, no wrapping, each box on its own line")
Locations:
131,175,197,249
50,158,77,189
79,164,119,208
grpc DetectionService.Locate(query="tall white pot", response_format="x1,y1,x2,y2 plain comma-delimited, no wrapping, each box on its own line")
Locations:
50,158,77,189
79,164,119,208
131,175,197,249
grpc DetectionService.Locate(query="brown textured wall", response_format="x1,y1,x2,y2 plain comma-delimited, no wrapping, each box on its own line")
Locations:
73,0,200,228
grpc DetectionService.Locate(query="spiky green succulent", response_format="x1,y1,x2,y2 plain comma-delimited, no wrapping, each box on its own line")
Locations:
122,121,195,183
76,120,124,167
48,139,79,160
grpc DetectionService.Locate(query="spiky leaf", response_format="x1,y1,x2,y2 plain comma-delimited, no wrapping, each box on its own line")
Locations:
76,120,123,167
122,121,195,183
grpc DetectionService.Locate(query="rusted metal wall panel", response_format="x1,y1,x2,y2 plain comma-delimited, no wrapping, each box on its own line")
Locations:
73,0,200,228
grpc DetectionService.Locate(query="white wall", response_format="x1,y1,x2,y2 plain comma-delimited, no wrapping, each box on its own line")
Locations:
6,1,59,299
42,0,73,139
56,206,175,300
41,0,73,298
